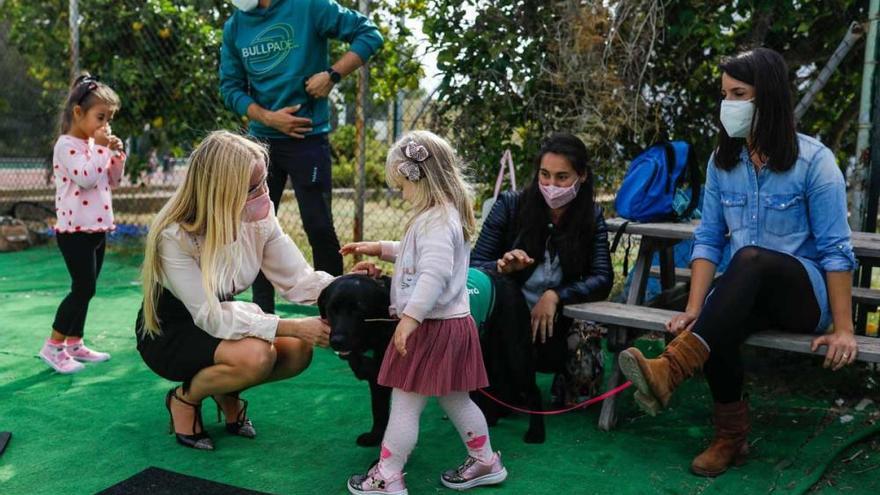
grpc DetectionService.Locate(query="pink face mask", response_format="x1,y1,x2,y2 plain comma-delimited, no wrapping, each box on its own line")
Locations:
539,180,582,209
242,189,271,223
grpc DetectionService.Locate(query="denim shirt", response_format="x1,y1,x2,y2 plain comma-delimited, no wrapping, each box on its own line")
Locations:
691,134,857,331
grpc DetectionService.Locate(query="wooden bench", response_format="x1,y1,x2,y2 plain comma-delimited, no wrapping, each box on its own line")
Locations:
563,301,880,431
647,267,880,307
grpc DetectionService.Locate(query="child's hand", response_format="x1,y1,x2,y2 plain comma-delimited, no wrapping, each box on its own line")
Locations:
107,136,124,152
93,126,111,147
340,241,381,257
350,261,383,278
393,316,420,357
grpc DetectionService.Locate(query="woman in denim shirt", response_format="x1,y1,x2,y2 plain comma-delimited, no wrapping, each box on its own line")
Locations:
618,48,859,477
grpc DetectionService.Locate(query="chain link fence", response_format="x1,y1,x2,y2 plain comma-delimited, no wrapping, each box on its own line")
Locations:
0,1,435,270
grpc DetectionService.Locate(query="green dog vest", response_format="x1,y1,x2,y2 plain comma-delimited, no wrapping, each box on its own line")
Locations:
467,268,495,334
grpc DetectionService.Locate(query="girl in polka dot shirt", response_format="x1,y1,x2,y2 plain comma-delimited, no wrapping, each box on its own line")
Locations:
39,74,126,374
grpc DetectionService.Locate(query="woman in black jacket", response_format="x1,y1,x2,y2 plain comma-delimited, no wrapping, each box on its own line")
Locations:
471,133,613,382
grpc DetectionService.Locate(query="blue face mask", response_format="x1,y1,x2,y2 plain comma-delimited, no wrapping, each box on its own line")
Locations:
720,99,755,138
231,0,259,11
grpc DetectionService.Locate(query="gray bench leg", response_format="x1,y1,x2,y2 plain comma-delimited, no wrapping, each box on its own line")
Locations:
598,326,629,431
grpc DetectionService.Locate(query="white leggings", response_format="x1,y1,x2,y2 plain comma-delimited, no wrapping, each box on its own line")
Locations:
377,388,493,476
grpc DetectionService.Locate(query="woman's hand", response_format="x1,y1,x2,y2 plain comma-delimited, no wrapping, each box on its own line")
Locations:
666,311,699,335
496,249,534,274
278,317,330,347
351,261,382,278
340,241,381,257
811,328,858,371
531,290,559,344
393,315,420,357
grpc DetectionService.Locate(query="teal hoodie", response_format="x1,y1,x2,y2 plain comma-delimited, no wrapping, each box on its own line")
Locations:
220,0,383,138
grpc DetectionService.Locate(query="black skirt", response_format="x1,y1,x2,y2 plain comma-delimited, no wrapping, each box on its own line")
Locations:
135,288,222,391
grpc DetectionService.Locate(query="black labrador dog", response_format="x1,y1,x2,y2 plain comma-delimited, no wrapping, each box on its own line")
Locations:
318,272,545,446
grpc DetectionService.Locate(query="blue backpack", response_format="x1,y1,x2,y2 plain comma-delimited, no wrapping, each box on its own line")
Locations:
614,141,701,222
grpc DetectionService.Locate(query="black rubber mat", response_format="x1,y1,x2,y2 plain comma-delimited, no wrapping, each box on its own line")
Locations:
96,467,276,495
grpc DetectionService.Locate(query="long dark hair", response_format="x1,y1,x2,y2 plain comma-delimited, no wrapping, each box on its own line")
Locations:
715,47,799,172
516,133,596,279
59,73,120,135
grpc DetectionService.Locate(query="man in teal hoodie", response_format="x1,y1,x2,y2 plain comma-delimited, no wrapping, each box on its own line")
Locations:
220,0,383,314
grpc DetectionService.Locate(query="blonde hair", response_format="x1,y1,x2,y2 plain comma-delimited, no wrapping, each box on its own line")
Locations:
59,73,121,135
385,130,476,241
140,131,268,335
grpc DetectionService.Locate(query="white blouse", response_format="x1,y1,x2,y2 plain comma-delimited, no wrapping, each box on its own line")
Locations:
157,211,334,342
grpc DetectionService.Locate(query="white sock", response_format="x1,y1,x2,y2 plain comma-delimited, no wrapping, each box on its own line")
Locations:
438,392,493,462
377,389,427,477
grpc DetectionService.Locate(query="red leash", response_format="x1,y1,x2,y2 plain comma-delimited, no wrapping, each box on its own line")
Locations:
476,380,633,416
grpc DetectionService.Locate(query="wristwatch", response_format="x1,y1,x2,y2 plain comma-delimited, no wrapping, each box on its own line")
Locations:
326,67,342,84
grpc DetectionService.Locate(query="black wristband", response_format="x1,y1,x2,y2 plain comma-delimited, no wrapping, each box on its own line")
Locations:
327,67,341,84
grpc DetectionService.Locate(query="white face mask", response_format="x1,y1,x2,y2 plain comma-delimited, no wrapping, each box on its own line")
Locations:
720,99,755,139
231,0,259,11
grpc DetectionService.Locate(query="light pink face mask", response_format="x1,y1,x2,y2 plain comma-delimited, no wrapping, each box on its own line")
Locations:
242,189,271,223
539,180,582,209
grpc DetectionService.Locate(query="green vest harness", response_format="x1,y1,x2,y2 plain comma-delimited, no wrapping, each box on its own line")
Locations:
466,268,495,335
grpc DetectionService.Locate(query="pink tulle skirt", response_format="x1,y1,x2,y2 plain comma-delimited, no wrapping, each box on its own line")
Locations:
378,316,489,396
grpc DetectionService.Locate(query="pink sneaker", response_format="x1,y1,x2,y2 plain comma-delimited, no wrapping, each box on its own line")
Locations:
440,452,508,490
347,463,408,495
38,341,85,374
66,340,110,362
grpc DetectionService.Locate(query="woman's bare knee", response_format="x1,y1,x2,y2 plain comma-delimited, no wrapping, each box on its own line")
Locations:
274,337,313,375
216,337,276,381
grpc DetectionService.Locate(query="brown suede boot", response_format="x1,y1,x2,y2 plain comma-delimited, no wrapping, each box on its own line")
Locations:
691,400,750,477
618,330,709,415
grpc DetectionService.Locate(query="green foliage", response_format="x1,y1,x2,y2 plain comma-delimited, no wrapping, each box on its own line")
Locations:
2,0,240,161
655,0,868,170
423,0,869,193
422,1,549,195
331,1,426,105
329,124,388,188
2,0,423,172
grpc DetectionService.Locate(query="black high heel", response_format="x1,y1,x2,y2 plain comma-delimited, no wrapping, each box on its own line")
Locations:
165,387,214,450
212,393,256,439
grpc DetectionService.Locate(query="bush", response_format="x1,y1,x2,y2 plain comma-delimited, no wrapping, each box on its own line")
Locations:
330,124,389,188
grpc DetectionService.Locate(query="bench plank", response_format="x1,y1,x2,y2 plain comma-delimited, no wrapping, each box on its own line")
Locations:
563,301,880,363
645,267,880,306
606,217,880,259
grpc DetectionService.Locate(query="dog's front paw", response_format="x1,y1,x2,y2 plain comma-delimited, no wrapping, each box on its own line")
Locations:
356,431,384,447
523,427,546,444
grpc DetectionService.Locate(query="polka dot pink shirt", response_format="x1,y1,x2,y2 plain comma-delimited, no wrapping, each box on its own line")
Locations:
53,135,126,233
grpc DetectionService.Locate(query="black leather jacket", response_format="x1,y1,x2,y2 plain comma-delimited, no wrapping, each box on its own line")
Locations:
471,191,613,305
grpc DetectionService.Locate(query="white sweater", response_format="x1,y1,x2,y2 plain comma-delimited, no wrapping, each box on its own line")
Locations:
380,206,471,322
157,210,334,342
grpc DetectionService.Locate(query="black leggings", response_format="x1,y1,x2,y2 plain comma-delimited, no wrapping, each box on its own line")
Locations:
252,135,343,314
693,247,820,403
53,232,106,338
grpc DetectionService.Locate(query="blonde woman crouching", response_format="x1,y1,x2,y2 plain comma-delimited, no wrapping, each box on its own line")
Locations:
136,130,334,450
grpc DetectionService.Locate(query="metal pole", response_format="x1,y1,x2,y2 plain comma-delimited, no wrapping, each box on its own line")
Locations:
393,91,403,140
392,11,405,139
850,0,880,231
795,22,864,121
354,0,369,244
69,0,80,81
